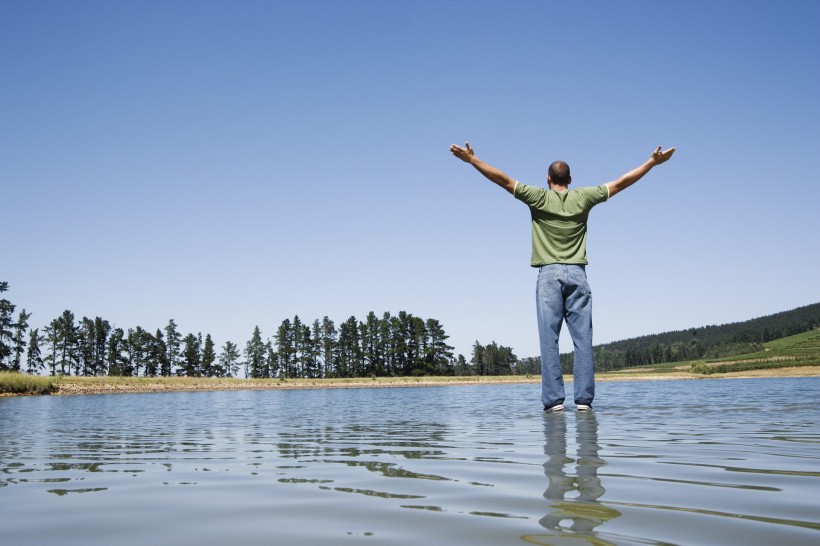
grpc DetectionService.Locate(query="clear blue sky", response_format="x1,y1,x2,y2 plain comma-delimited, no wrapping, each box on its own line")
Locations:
3,0,819,361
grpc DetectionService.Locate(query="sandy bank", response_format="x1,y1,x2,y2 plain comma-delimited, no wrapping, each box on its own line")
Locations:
49,367,820,396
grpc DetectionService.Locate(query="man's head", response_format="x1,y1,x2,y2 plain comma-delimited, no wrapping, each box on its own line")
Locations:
547,160,571,188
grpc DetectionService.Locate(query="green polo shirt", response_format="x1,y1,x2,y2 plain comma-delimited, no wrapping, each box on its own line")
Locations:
513,182,609,266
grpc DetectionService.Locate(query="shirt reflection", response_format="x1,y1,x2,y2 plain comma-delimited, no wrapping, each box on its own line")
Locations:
533,412,621,544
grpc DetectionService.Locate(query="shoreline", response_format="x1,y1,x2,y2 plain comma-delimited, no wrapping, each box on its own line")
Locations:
36,366,820,396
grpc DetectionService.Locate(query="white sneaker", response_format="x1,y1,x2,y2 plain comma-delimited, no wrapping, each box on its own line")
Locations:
576,404,591,411
545,403,564,412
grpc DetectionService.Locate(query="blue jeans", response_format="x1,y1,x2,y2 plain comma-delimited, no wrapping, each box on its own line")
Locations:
536,264,595,408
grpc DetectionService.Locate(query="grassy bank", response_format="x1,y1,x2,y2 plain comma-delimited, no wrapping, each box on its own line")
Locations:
0,372,58,395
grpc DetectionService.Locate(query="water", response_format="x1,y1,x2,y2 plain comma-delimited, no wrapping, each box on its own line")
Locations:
1,378,818,546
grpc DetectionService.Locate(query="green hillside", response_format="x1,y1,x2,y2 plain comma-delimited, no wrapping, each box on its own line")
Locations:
561,302,820,373
690,328,820,375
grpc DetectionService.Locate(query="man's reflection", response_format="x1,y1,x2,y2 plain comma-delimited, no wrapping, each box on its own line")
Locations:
537,411,620,539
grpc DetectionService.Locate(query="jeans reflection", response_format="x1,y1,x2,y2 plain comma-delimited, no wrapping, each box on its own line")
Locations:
538,411,620,539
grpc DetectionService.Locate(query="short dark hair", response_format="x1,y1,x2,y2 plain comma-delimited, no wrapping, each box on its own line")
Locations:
548,161,571,186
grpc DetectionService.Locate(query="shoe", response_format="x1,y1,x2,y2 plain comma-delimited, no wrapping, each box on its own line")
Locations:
576,404,591,411
544,403,564,412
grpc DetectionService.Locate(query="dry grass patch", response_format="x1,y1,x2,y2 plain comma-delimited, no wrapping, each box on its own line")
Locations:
0,372,57,395
53,374,541,395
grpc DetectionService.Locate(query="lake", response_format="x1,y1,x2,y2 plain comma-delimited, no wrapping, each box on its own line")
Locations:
1,377,818,545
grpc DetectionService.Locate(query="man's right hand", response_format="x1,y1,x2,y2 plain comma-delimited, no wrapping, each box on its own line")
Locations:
649,146,676,165
450,142,476,163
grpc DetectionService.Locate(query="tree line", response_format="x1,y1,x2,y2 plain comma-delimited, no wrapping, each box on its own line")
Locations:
2,281,519,378
4,282,818,377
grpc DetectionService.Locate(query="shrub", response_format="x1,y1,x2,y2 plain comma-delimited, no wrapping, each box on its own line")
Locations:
690,361,713,375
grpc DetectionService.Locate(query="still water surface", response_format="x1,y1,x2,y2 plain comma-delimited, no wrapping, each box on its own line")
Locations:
1,378,818,545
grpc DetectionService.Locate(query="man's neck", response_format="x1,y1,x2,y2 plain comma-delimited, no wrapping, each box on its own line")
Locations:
549,184,570,192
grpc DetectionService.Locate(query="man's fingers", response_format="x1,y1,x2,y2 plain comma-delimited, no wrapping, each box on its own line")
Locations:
449,141,474,160
449,144,470,162
651,145,677,163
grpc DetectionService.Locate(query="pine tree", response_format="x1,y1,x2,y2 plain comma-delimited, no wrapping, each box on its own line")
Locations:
25,328,45,375
77,317,96,376
107,328,127,376
380,312,394,376
405,315,427,375
306,320,323,379
291,315,305,378
202,334,216,377
320,316,337,377
11,309,31,372
297,321,313,379
425,318,454,375
43,321,59,376
337,316,361,377
471,341,486,376
55,310,78,376
276,319,295,378
0,281,16,369
124,328,136,375
181,333,202,376
454,354,471,376
392,312,409,375
164,319,182,376
93,317,110,376
361,312,379,377
265,339,277,378
145,329,168,377
479,342,516,375
127,326,150,377
218,341,240,377
300,321,314,377
245,326,266,378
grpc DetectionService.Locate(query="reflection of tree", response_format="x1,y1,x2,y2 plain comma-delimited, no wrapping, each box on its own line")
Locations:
273,422,451,463
532,412,620,543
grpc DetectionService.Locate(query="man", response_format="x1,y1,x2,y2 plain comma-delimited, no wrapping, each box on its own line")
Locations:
450,142,676,411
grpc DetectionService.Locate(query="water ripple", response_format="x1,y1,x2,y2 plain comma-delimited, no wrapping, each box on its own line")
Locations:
1,379,819,545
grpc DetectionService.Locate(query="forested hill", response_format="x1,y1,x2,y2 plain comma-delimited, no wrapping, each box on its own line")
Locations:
564,302,820,372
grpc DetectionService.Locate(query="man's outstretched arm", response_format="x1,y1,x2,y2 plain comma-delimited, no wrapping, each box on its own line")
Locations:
450,142,517,194
606,146,676,198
